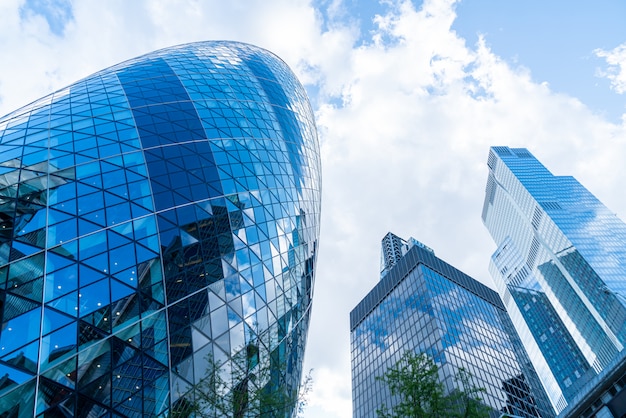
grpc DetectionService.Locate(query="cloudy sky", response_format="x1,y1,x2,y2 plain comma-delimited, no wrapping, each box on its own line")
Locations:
1,0,625,416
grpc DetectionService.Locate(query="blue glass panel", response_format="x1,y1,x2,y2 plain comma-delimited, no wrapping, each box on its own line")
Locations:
42,307,74,335
79,279,111,316
47,291,78,317
0,363,34,390
0,338,39,373
40,321,77,367
78,231,107,260
44,264,78,302
0,307,41,354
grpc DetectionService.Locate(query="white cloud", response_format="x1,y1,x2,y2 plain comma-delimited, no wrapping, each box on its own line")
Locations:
306,366,352,417
310,1,626,415
0,0,357,116
596,43,626,94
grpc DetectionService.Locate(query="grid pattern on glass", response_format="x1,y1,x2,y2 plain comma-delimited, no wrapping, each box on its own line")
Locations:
0,41,320,417
482,146,626,414
350,243,554,418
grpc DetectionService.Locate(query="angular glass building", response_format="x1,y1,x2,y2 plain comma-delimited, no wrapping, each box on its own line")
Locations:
482,146,626,416
350,233,553,418
0,41,321,416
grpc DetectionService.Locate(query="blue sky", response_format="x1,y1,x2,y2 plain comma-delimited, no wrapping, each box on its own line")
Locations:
21,0,73,36
453,0,626,121
319,0,626,120
0,0,625,416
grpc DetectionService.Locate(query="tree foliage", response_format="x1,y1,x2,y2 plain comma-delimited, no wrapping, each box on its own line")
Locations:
451,366,492,418
172,343,312,418
376,352,491,418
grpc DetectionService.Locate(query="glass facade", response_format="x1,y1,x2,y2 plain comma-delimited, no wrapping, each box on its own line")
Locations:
482,146,626,415
350,234,553,418
0,41,321,416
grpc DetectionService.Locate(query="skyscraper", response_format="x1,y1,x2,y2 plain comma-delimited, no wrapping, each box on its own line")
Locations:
379,232,433,278
0,41,321,416
482,146,626,416
350,233,552,418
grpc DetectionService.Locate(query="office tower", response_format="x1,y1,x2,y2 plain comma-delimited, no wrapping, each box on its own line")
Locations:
482,146,626,416
380,232,408,276
380,232,434,277
350,233,553,418
0,41,321,416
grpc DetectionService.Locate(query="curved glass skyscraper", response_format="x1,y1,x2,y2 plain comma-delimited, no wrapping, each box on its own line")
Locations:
0,41,321,416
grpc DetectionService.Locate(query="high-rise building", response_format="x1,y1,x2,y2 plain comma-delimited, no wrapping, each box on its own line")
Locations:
482,146,626,416
0,41,321,416
350,233,553,418
379,232,408,276
379,232,433,278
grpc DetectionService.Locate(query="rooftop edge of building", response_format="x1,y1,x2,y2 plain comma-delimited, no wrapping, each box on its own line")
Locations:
350,239,504,332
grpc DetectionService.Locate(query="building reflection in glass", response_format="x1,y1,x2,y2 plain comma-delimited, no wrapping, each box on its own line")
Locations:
483,146,626,415
350,233,553,418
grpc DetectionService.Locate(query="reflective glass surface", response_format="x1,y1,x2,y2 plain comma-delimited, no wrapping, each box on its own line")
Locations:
482,146,626,414
350,242,553,418
0,41,320,417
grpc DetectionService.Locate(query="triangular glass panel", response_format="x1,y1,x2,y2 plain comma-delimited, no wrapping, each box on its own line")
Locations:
77,373,111,406
239,275,253,295
106,229,131,250
0,362,34,392
0,338,39,374
48,242,77,263
124,170,147,184
79,278,111,317
79,307,112,337
42,306,75,336
135,242,158,265
130,203,152,219
47,218,78,248
108,184,129,199
9,275,43,302
208,291,225,315
141,282,165,307
40,321,78,371
0,304,41,360
180,229,198,247
221,258,237,278
120,142,141,153
44,251,75,274
50,195,77,216
77,148,99,159
11,237,43,256
78,263,107,287
191,327,211,351
76,181,101,197
40,355,77,388
104,192,126,208
255,288,266,307
79,212,106,231
82,252,108,275
14,208,47,237
111,279,136,301
109,337,138,369
214,330,230,355
46,292,78,318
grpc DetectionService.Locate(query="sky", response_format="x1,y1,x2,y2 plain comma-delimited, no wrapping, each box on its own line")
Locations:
1,0,625,416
